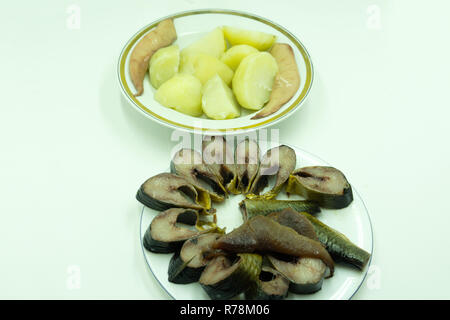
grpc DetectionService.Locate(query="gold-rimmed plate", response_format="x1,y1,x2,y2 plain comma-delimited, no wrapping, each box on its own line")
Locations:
118,9,314,135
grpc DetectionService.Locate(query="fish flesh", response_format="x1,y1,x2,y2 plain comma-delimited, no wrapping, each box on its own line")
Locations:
199,253,262,300
267,208,318,241
245,265,290,300
212,215,334,276
171,148,227,202
235,138,260,193
268,255,327,294
202,136,238,194
168,232,223,284
143,208,199,253
249,145,296,199
251,43,300,119
287,166,353,209
136,172,210,211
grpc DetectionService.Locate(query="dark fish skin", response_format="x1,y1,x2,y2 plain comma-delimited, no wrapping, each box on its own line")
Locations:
239,198,320,220
267,209,318,241
212,216,334,276
168,252,200,284
167,233,222,284
299,211,371,270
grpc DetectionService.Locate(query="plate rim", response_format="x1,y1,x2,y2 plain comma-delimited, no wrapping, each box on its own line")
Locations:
117,8,315,135
138,143,374,300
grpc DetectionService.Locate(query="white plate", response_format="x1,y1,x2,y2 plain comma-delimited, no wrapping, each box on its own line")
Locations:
118,9,314,135
139,142,373,300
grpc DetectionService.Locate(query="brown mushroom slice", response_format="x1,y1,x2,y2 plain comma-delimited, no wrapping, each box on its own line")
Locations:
129,18,177,96
251,43,300,119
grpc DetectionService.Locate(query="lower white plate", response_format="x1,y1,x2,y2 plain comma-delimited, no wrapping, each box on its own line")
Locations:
139,142,373,300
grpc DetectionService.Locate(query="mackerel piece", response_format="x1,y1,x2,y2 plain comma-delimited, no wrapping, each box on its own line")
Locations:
168,232,223,284
238,198,369,270
171,148,227,202
299,211,371,270
287,166,353,209
245,265,289,300
199,253,262,300
268,255,327,294
136,173,210,211
235,138,260,194
267,208,318,241
212,215,334,276
143,208,199,253
249,145,296,199
239,198,320,221
202,136,238,194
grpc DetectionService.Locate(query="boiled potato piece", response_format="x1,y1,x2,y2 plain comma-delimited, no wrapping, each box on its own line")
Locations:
223,26,276,51
180,53,234,85
220,44,259,71
202,74,240,120
232,52,278,110
149,45,180,89
154,73,203,117
181,27,226,59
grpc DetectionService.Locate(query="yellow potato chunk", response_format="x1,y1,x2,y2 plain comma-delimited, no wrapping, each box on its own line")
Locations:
181,27,226,59
180,53,234,85
220,44,259,71
202,74,241,120
223,26,276,51
148,45,180,89
154,73,203,117
232,52,279,110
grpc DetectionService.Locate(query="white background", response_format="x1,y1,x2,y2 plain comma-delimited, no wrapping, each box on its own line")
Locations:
1,0,449,299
